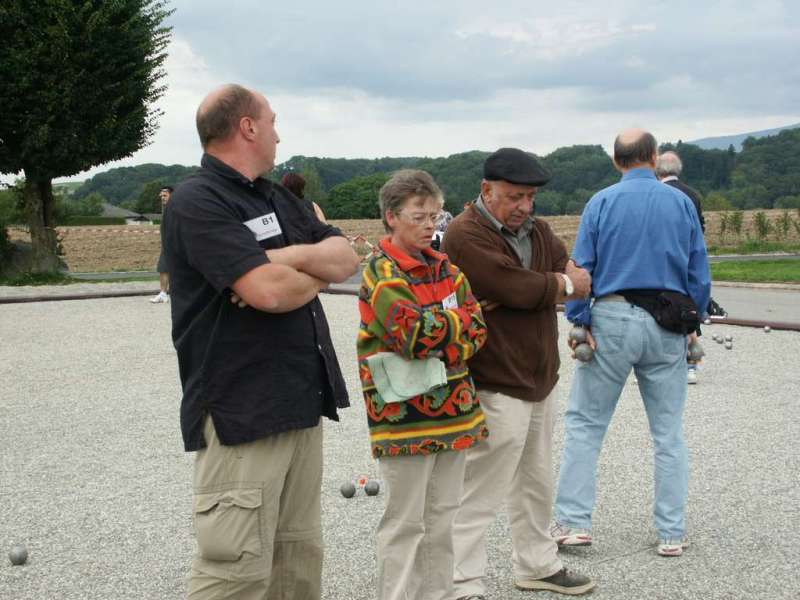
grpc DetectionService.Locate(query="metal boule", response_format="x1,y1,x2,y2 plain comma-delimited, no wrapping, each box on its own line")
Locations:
340,482,356,498
9,545,27,566
764,326,771,333
568,326,588,344
364,480,380,496
687,341,705,361
574,343,594,362
724,341,733,350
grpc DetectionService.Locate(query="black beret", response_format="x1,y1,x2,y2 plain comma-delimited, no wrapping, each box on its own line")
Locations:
483,147,551,187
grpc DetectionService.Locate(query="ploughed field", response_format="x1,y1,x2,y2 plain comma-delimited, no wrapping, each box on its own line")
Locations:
7,209,798,273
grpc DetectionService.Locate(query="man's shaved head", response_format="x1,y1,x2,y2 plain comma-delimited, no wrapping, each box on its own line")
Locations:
614,128,657,169
196,84,263,149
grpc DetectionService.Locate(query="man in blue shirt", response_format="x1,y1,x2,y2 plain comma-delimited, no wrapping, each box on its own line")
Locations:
551,129,711,558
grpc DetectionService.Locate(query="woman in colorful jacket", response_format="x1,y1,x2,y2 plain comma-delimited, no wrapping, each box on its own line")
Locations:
357,169,488,600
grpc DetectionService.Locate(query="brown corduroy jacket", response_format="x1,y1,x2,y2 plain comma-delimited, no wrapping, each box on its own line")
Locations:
441,204,568,402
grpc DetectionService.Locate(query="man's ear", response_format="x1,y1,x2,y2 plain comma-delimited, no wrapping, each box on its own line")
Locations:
240,117,256,139
480,179,492,200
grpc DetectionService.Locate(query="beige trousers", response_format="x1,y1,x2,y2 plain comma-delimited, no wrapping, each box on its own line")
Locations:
188,417,323,600
450,388,562,598
377,450,467,600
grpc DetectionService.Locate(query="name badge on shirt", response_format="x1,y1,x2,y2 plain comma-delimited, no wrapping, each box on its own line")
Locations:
244,212,282,241
442,292,458,310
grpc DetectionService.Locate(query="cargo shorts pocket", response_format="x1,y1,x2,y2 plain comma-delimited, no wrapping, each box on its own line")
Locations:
193,488,263,562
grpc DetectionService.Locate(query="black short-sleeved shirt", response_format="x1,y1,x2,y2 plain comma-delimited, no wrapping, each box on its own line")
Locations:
163,154,350,451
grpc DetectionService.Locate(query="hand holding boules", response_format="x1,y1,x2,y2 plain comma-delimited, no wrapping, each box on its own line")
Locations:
568,325,596,361
687,340,705,364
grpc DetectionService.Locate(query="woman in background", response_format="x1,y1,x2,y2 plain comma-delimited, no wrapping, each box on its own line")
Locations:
281,172,327,223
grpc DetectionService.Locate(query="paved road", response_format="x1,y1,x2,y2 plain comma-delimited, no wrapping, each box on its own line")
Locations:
65,253,800,280
3,278,799,326
1,294,799,599
711,284,800,323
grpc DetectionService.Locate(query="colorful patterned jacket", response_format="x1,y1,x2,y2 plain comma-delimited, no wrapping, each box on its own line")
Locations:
357,237,489,458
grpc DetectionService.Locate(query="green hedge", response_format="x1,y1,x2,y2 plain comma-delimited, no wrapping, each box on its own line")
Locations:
60,216,127,226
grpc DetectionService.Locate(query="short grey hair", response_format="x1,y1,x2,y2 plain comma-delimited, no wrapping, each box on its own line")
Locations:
656,151,683,178
379,170,443,232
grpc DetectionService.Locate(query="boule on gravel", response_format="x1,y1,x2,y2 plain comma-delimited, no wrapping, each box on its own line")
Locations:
9,544,28,566
340,482,356,498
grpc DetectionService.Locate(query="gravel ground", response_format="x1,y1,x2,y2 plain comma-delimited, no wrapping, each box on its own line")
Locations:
1,293,798,599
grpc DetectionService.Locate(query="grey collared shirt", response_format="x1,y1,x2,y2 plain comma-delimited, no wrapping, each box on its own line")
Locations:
474,195,534,268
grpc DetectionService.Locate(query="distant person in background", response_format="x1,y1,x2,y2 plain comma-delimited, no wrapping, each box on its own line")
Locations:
150,185,173,304
656,150,721,383
282,172,327,223
431,209,453,251
656,151,705,233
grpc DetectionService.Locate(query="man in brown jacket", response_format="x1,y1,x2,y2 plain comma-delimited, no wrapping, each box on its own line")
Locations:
442,148,595,598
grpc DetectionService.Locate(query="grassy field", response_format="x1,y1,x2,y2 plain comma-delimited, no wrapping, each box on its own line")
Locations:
6,209,800,277
711,259,800,284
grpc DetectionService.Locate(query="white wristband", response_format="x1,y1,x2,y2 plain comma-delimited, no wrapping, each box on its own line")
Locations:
560,274,574,296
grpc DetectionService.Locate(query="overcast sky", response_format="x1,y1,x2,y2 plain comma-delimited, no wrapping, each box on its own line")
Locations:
57,0,800,180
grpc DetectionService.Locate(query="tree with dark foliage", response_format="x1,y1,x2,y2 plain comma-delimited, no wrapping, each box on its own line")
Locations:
0,1,172,272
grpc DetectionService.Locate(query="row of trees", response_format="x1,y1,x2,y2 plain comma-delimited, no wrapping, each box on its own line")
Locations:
72,163,197,206
270,131,800,219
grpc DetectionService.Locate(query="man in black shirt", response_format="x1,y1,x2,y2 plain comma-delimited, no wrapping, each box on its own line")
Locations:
163,84,360,600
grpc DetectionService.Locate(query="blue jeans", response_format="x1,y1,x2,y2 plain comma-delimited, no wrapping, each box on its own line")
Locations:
555,300,689,539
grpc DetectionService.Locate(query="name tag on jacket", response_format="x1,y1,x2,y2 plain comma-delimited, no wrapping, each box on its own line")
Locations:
244,213,283,241
442,292,458,310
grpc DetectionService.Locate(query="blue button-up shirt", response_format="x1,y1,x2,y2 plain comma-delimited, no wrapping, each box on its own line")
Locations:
566,168,711,326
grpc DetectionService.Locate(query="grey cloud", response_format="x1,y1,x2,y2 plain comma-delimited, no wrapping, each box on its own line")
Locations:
168,1,800,116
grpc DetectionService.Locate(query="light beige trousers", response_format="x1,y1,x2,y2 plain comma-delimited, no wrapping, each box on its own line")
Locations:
450,388,562,598
377,450,467,600
188,417,323,600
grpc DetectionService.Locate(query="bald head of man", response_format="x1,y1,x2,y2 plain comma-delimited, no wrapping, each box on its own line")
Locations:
613,128,657,172
195,84,280,179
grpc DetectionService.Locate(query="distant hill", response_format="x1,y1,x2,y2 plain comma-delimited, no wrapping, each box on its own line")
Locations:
73,163,199,205
687,123,800,151
53,181,84,195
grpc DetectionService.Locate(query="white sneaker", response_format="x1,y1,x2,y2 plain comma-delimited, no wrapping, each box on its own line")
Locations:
550,522,593,546
150,291,169,304
687,368,698,385
657,537,689,557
